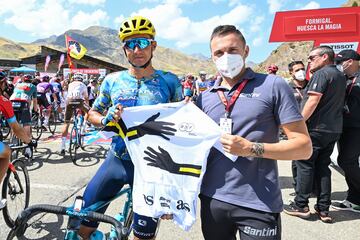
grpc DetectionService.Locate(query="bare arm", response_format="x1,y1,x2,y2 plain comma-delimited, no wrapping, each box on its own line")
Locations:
220,120,312,160
87,109,104,127
301,93,322,121
9,121,32,144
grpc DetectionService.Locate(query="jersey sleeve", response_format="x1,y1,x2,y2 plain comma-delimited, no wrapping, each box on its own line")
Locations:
272,76,303,125
161,71,183,102
92,77,112,112
32,84,37,98
307,70,328,95
0,96,16,124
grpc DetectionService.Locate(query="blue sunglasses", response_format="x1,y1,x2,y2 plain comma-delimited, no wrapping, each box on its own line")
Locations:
123,38,154,50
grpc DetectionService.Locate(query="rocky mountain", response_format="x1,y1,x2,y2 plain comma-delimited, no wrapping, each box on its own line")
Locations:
32,26,216,75
256,0,359,77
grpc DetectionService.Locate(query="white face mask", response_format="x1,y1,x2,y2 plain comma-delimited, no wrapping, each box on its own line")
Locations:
294,70,306,81
214,53,244,79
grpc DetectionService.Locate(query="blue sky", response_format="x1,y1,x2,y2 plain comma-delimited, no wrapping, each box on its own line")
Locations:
0,0,345,63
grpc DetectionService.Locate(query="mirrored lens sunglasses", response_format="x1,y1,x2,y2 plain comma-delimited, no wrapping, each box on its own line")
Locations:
123,38,153,51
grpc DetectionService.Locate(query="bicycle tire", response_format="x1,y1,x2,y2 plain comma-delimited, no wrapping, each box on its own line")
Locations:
31,115,43,140
9,135,20,161
48,109,57,135
2,159,30,228
69,126,78,163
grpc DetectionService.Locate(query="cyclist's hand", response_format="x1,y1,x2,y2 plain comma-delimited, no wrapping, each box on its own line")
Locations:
129,112,176,141
161,214,173,220
27,139,38,149
144,146,179,174
103,104,123,125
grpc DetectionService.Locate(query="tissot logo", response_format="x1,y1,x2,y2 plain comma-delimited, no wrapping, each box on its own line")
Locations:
143,195,154,206
179,122,194,132
176,200,190,212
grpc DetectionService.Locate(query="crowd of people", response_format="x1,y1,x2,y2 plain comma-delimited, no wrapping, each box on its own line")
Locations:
0,14,359,240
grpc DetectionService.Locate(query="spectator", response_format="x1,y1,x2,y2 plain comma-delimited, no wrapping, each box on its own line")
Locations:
331,50,360,213
267,64,279,75
284,46,347,223
182,73,194,101
195,70,208,96
287,60,309,194
196,24,312,240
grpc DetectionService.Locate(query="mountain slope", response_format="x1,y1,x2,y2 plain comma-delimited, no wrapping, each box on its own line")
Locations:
32,26,216,75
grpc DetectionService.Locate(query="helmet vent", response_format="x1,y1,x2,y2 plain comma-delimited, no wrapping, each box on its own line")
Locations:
140,19,146,26
124,22,130,28
132,19,137,27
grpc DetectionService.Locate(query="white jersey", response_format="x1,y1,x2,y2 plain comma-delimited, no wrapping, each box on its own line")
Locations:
119,102,222,230
67,81,88,100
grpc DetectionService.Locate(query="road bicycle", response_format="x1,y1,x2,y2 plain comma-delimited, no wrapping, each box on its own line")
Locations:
69,106,85,164
1,145,31,228
7,186,133,240
30,112,43,141
47,101,59,135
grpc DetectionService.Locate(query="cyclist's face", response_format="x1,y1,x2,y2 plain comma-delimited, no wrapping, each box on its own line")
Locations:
123,34,156,67
210,32,248,61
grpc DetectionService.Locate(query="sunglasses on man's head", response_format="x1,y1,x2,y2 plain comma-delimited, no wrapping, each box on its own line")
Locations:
123,38,154,51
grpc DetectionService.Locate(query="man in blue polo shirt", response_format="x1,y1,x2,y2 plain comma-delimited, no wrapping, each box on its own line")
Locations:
196,25,312,240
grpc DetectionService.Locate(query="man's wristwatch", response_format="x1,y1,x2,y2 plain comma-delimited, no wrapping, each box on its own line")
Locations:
250,143,264,157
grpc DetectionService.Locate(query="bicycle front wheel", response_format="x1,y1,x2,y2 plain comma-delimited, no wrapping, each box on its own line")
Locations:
2,159,30,228
69,126,78,163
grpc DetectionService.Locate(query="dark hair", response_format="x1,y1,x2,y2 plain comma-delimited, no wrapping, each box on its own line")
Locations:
210,25,246,45
311,45,335,62
288,61,304,72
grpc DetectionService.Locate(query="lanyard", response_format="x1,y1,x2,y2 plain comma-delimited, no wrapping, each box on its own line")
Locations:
217,79,249,118
295,87,303,99
345,77,357,105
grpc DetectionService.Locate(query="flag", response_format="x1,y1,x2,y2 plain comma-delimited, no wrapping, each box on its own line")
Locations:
58,54,65,72
65,35,87,60
44,55,51,72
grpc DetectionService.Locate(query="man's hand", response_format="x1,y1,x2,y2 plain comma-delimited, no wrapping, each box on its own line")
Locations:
103,103,123,125
220,134,253,157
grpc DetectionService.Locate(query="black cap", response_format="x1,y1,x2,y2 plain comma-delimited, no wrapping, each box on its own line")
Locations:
335,49,360,63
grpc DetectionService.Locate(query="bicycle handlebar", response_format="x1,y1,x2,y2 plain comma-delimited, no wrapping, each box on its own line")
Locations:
12,204,125,239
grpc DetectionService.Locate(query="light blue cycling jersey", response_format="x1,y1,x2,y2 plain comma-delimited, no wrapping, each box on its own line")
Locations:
92,69,183,160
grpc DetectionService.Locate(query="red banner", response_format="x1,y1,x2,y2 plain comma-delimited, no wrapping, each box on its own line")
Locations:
284,14,357,36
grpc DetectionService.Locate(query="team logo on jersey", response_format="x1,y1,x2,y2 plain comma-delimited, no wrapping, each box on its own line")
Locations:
143,194,154,206
159,197,171,208
176,200,190,212
138,219,147,227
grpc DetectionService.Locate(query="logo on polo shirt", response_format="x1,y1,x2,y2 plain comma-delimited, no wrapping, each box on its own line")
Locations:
240,93,261,98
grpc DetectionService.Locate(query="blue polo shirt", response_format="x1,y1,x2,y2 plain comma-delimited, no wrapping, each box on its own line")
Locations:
196,68,303,213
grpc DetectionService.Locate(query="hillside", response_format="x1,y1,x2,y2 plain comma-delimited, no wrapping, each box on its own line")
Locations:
256,0,359,76
2,25,215,75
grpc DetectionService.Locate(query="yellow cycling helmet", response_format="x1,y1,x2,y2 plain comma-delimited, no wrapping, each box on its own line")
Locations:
119,16,156,42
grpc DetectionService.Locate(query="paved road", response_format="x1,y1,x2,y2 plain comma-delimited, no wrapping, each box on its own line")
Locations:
1,129,359,239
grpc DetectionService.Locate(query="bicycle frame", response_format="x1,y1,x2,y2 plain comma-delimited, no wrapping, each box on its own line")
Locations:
8,186,133,240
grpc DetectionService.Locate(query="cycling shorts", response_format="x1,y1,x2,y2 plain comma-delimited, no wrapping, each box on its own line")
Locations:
64,99,90,123
200,195,281,240
50,92,61,104
11,101,31,126
82,150,159,239
37,93,50,108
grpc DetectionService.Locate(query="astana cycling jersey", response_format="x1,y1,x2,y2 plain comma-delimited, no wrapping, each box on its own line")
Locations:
10,82,37,102
119,102,221,231
36,82,54,94
92,70,183,159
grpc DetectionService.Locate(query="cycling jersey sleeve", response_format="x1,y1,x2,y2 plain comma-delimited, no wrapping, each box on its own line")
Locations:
32,84,37,99
0,96,16,124
159,71,183,102
92,77,112,112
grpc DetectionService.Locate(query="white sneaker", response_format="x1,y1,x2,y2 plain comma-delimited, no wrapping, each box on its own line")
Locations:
331,200,360,213
0,198,7,209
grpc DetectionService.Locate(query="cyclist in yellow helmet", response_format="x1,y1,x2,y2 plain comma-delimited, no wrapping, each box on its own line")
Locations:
78,16,183,240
